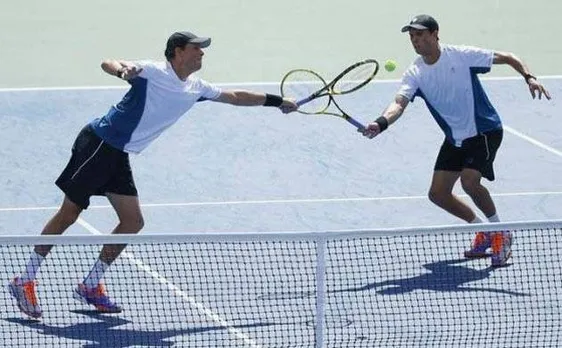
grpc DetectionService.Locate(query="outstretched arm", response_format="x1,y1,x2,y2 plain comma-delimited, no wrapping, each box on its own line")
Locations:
361,94,410,138
101,59,142,80
493,51,551,100
214,90,298,113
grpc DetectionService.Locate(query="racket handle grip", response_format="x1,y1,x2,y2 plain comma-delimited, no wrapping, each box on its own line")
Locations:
346,116,365,131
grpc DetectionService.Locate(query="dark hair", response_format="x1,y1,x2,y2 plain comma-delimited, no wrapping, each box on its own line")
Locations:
165,45,183,61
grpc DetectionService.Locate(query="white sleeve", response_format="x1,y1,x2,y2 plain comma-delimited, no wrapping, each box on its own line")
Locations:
397,67,419,102
135,60,158,79
198,79,222,100
457,45,494,69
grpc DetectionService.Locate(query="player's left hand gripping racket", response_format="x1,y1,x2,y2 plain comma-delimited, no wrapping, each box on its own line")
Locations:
280,59,379,131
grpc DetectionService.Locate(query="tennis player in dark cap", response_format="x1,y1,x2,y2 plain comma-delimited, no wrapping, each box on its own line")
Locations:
361,15,550,267
8,31,298,318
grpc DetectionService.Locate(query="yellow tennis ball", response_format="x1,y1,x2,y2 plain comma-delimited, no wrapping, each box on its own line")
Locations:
384,60,397,72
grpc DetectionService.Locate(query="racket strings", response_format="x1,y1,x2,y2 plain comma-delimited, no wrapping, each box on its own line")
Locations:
281,70,329,114
332,61,378,94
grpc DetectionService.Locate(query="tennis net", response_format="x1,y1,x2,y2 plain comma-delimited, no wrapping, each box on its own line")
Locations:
1,220,561,347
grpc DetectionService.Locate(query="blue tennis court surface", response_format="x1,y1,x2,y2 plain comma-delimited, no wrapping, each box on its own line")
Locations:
1,78,561,233
1,77,561,346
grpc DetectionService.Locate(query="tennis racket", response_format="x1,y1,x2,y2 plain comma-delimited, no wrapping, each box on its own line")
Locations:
280,59,379,130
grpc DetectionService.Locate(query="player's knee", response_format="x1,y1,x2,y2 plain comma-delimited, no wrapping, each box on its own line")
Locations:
120,215,144,233
135,216,145,231
56,207,81,227
53,197,84,227
428,188,446,205
460,176,480,195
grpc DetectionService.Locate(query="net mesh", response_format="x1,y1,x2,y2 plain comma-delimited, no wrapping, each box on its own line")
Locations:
1,221,561,347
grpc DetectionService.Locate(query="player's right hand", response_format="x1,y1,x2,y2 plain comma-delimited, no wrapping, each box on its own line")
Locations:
360,122,382,139
280,98,298,114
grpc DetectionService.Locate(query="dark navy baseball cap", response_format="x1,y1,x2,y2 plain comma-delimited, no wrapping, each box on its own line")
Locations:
401,15,439,32
165,31,211,59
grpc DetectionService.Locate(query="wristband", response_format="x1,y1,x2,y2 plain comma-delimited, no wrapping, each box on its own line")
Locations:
524,73,536,83
264,93,284,107
375,116,389,132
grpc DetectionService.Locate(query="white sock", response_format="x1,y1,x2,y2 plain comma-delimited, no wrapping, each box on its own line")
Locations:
470,216,483,224
83,259,109,289
487,213,500,223
20,252,45,281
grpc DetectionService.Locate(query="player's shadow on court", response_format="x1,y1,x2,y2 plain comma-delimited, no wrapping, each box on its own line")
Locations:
258,258,528,301
340,258,529,296
5,310,272,347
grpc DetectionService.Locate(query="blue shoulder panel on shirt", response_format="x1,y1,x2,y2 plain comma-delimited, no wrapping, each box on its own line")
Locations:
90,77,148,150
469,67,502,133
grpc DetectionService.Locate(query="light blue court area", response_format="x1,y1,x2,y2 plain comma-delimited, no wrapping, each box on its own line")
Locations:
0,78,561,346
0,77,561,235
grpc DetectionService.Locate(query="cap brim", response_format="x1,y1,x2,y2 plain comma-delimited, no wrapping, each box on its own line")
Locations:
190,37,211,48
400,24,429,32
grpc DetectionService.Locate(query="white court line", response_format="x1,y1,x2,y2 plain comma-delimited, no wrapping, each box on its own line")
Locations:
76,217,262,348
504,125,562,157
2,191,562,212
0,75,560,92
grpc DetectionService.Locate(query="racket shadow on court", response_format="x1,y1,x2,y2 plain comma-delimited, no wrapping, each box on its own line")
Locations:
4,310,273,347
338,258,529,296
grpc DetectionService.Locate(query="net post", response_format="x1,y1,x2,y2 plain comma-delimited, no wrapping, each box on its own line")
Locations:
315,234,327,348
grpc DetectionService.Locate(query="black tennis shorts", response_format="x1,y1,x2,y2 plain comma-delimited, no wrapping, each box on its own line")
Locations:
55,125,138,209
434,129,503,181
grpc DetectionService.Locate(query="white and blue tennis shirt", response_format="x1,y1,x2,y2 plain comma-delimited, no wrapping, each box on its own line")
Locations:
90,60,222,154
397,45,501,146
